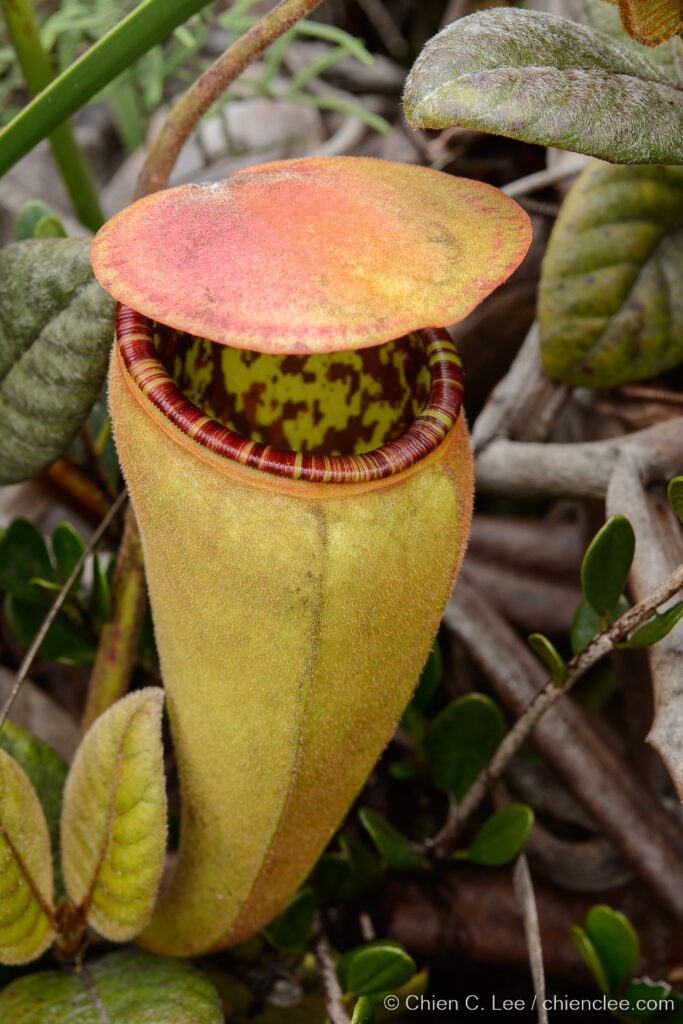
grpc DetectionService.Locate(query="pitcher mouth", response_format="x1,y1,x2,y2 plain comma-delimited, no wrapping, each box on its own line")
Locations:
116,303,464,484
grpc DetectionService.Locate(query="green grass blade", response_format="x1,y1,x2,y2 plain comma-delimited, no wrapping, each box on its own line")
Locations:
0,0,217,178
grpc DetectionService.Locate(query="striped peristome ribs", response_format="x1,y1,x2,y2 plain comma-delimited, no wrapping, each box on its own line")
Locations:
116,304,464,485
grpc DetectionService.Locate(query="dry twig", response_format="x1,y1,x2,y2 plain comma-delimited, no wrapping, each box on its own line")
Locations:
513,856,549,1024
314,915,351,1024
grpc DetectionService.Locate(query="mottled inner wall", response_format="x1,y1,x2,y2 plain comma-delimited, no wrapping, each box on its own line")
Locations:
154,325,431,456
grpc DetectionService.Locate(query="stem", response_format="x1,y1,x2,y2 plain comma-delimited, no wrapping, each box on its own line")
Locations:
0,491,127,733
80,506,147,734
136,0,327,198
1,0,104,230
430,560,683,858
314,915,351,1024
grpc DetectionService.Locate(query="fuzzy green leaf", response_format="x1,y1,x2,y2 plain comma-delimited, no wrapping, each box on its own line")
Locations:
403,9,683,163
0,720,68,901
263,888,316,953
585,904,640,990
528,634,566,686
0,949,224,1022
463,804,534,866
61,688,167,941
0,749,55,964
539,162,683,387
340,941,416,998
581,516,635,616
626,602,683,648
0,239,115,484
425,694,506,802
668,477,683,525
359,809,430,872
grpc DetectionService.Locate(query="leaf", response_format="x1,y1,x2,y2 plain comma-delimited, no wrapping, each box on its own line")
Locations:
528,633,566,686
403,9,683,164
583,0,682,77
571,925,612,995
425,694,506,802
624,980,680,1021
0,948,224,1023
51,523,85,585
585,904,640,990
90,555,111,626
263,888,315,953
339,834,385,890
14,201,62,242
626,602,683,648
0,520,54,602
0,239,115,485
0,720,68,901
314,854,357,905
571,595,630,654
463,804,534,866
358,810,430,872
410,640,442,712
668,477,683,525
61,688,167,941
539,162,683,387
339,941,416,998
0,0,221,178
4,595,97,666
0,749,55,964
581,516,635,616
352,996,375,1023
615,0,683,46
34,216,68,239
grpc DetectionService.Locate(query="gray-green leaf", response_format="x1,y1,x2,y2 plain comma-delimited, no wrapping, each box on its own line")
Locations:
0,238,115,485
0,949,224,1023
539,162,683,387
403,9,683,164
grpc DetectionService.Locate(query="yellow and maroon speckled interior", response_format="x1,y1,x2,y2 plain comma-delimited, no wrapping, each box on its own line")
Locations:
154,325,431,456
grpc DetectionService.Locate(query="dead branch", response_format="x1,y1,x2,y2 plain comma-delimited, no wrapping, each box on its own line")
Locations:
607,453,683,798
382,869,683,981
475,417,683,500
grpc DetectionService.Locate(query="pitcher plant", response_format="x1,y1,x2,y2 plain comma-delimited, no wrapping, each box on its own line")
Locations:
90,156,531,956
